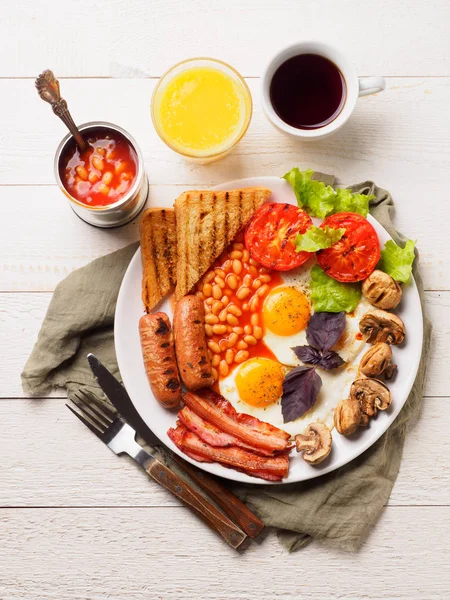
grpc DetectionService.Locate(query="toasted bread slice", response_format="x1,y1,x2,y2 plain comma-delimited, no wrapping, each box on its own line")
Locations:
174,187,271,300
140,208,177,312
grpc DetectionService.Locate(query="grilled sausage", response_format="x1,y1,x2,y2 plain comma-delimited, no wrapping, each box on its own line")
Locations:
139,312,181,408
173,295,214,390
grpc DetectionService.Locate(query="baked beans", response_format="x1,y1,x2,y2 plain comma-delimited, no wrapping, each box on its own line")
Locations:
232,260,243,275
60,128,137,207
195,236,282,375
211,301,223,315
236,286,251,300
212,285,222,299
205,314,219,324
253,326,263,340
219,360,229,377
228,304,242,317
235,350,249,364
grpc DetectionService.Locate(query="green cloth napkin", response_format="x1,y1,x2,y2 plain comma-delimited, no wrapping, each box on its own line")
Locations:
21,179,431,552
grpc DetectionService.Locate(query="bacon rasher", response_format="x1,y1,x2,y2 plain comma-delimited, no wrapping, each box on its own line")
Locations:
178,406,280,456
200,389,291,441
182,392,290,454
168,425,289,482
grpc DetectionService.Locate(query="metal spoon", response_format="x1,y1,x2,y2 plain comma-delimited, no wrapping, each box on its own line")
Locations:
35,69,89,152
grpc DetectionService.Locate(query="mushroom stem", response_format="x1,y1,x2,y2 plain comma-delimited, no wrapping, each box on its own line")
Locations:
295,435,318,453
295,422,332,465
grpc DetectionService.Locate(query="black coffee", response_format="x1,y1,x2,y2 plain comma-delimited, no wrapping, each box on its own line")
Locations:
269,54,346,130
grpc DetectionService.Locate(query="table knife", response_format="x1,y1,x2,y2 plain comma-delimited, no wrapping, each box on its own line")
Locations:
87,353,265,538
68,388,247,550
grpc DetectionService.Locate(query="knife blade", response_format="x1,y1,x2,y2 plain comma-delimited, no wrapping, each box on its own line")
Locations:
69,385,247,550
87,353,265,538
87,353,161,446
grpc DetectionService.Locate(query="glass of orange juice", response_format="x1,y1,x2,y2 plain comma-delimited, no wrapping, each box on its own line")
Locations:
151,58,252,163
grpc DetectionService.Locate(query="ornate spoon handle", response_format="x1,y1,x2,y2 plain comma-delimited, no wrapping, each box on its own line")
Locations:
35,70,88,152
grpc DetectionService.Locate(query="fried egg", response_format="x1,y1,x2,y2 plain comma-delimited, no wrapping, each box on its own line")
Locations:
261,262,313,365
219,355,361,436
217,260,373,436
262,261,370,366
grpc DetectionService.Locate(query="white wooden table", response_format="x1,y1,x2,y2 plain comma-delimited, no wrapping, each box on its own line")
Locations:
1,1,449,598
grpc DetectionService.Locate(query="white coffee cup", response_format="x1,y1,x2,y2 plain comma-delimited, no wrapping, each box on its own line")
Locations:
261,41,386,140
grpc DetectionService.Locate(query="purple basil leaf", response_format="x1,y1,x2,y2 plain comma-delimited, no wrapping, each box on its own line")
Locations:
306,311,346,352
317,350,345,370
281,366,322,423
292,345,323,365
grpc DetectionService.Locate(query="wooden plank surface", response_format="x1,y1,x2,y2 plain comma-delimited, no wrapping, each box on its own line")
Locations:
2,0,449,77
2,291,443,397
2,0,449,596
0,181,447,292
0,396,447,508
4,77,450,187
0,507,448,600
2,76,448,292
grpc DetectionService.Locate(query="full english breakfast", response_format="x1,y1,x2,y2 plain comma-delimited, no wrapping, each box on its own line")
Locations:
137,169,415,481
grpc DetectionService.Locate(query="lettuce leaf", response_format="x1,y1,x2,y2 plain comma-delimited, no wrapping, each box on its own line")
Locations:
282,167,374,218
333,188,372,217
310,265,361,313
378,239,416,283
295,225,345,253
282,168,336,218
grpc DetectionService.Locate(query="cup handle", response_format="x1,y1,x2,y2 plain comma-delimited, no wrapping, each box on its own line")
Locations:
358,76,386,97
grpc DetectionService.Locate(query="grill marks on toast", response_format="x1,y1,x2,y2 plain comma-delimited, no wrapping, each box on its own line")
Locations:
161,209,176,289
174,187,272,300
140,208,177,312
224,192,229,249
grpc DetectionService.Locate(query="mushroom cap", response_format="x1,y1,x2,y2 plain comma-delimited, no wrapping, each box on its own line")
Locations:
350,378,392,417
362,270,402,310
334,398,362,436
295,422,332,464
359,309,405,345
360,342,394,378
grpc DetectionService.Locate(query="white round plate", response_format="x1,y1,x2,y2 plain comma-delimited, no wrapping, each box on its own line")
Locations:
115,176,423,485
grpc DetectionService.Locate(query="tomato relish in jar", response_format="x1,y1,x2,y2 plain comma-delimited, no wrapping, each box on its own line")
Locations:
59,127,138,207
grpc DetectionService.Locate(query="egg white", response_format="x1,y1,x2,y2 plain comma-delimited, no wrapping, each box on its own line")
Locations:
218,359,361,436
262,260,370,367
262,262,313,366
217,259,373,436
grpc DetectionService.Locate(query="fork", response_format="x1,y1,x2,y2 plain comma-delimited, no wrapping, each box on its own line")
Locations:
67,391,248,550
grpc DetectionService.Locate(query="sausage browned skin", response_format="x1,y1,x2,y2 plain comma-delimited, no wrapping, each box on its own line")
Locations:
173,295,215,390
139,312,181,408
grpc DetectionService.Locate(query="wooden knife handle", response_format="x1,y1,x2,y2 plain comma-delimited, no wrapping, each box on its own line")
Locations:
146,458,248,550
171,454,265,538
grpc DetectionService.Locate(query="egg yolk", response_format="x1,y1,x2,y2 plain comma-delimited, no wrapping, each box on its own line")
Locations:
235,358,284,407
263,286,310,336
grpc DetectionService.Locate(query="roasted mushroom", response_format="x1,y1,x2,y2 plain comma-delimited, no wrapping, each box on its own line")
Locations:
350,378,392,418
360,342,397,379
334,398,368,435
362,270,402,310
295,422,332,464
359,309,405,345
